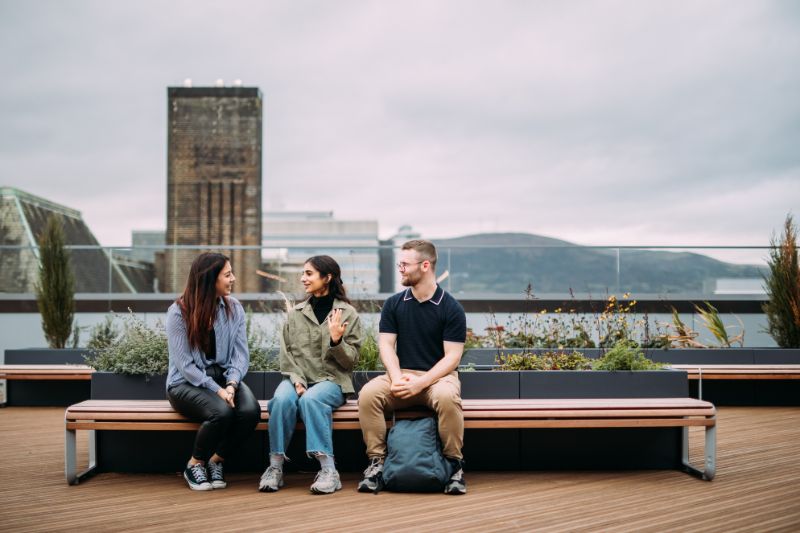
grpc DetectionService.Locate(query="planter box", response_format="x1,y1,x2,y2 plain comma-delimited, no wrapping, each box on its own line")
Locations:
518,369,687,470
647,348,755,365
91,372,267,400
5,348,90,365
519,369,688,399
3,348,92,406
753,348,800,364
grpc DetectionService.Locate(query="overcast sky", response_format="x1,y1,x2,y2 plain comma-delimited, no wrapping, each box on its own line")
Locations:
0,1,797,259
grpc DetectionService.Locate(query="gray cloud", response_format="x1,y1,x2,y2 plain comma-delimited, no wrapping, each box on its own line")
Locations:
0,0,797,254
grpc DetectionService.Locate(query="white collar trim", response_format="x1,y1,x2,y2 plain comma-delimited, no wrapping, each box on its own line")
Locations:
402,286,444,305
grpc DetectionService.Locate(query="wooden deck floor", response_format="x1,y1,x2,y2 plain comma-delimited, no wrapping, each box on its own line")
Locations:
1,407,799,532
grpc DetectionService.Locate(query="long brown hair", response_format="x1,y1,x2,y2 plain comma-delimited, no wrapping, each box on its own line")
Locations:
305,255,351,304
177,252,232,353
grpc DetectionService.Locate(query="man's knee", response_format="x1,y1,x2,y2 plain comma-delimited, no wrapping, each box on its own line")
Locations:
430,385,462,411
357,376,391,409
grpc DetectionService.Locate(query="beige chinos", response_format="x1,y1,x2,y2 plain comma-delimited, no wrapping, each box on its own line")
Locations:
357,369,463,460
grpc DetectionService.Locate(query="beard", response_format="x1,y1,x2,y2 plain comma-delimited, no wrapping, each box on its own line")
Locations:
400,269,423,287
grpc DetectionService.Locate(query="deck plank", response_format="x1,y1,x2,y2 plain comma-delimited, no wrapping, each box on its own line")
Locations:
1,406,799,532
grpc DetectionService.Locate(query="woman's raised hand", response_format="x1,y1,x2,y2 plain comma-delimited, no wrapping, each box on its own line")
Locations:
328,308,348,344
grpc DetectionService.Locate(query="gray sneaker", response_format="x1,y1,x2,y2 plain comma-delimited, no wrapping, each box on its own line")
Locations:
444,467,466,495
310,467,342,494
258,466,284,492
357,457,384,493
207,460,226,489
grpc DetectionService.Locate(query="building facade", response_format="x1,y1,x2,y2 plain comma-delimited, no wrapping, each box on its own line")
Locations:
262,211,380,296
163,86,263,292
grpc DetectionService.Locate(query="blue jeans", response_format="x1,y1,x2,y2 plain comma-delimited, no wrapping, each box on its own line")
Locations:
268,378,345,457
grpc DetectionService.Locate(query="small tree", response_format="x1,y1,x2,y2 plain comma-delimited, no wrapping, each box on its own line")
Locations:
35,215,75,348
763,214,800,348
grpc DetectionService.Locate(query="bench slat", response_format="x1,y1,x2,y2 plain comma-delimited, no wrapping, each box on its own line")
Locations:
669,364,800,380
0,364,94,380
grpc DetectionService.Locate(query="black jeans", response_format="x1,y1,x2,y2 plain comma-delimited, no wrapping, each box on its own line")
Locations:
167,365,260,461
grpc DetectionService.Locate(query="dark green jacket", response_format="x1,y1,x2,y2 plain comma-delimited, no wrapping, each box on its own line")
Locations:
279,298,362,394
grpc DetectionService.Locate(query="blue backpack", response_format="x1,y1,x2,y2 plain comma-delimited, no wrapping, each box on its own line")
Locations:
379,417,454,492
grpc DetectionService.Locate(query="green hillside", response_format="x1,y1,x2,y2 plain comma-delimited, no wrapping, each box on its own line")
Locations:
433,233,764,294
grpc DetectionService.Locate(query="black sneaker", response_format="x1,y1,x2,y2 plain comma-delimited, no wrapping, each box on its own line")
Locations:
357,457,384,493
444,459,466,495
208,460,226,489
184,462,212,491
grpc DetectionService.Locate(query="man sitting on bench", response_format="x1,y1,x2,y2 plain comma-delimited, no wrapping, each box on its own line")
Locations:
357,239,468,495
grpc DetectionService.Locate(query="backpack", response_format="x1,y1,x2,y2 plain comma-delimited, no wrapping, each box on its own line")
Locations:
379,416,454,492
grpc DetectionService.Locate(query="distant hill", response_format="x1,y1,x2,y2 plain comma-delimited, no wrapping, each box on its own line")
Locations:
432,233,764,294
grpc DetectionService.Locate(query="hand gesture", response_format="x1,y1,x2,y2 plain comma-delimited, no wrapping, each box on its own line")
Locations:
328,308,348,344
295,382,307,396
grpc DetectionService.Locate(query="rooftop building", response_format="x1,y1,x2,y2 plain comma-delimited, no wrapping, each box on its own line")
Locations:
0,187,150,293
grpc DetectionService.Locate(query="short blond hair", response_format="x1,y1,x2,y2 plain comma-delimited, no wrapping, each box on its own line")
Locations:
401,239,437,269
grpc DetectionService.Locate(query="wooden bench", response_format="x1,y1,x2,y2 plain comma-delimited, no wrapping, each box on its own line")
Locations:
669,364,800,400
0,364,94,381
65,397,716,484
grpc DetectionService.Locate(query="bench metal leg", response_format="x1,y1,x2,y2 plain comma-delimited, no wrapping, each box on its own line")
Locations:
65,428,97,485
681,417,716,481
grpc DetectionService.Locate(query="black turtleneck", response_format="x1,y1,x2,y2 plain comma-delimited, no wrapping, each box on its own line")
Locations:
310,292,335,325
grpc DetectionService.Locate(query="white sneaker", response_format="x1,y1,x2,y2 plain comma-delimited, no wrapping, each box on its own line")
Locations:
310,467,342,494
258,465,284,492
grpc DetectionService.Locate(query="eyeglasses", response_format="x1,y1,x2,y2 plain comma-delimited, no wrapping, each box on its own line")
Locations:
396,261,424,271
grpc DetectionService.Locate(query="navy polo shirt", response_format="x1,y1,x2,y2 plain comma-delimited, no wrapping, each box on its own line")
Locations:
379,285,467,371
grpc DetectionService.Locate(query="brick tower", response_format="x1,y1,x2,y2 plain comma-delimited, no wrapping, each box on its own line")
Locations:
163,86,262,293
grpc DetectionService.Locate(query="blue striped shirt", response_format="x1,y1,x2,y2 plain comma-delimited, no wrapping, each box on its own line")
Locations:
166,296,249,392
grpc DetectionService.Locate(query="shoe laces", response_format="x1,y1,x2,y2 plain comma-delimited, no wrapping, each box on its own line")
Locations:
208,461,224,478
190,463,208,482
363,457,383,478
262,465,282,483
315,467,338,484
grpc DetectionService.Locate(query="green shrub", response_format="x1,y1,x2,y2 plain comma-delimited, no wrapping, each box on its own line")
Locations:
35,215,75,349
86,315,121,352
496,351,593,371
86,308,281,374
84,311,168,375
355,322,384,371
593,340,662,371
763,214,800,348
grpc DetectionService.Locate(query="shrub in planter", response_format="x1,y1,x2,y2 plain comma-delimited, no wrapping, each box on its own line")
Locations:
35,214,76,349
763,214,800,348
86,315,121,352
593,340,663,371
496,351,593,371
85,308,280,374
84,312,168,375
356,328,384,372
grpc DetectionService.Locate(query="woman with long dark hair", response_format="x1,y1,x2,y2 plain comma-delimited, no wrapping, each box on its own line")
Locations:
258,255,362,494
166,252,260,491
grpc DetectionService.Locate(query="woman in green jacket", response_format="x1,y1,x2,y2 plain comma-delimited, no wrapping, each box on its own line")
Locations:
259,255,362,494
